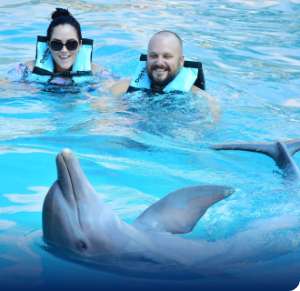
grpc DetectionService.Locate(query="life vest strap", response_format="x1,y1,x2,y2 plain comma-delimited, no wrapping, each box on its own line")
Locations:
53,70,93,78
32,66,52,76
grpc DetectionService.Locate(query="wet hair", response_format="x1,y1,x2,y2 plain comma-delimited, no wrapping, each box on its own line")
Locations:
46,8,82,41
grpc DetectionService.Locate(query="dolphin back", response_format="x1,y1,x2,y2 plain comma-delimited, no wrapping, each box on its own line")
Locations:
133,185,234,234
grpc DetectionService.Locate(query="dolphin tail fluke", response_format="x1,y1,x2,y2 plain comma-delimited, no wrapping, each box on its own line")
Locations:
212,139,300,179
133,185,234,234
285,139,300,156
212,142,279,161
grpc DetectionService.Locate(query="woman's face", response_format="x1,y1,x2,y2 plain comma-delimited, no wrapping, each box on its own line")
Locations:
49,24,81,72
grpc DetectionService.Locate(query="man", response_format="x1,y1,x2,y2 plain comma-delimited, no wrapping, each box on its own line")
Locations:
111,30,199,94
109,30,219,121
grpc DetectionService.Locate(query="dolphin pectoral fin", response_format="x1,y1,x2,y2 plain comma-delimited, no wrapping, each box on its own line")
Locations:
133,185,234,234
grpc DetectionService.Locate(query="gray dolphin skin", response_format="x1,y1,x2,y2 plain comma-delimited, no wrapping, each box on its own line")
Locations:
42,149,234,271
212,139,300,181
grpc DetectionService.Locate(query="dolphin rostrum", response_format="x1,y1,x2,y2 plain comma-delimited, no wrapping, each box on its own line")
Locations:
212,139,300,180
42,149,234,275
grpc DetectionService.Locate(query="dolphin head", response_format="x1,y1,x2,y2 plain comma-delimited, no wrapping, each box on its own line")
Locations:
42,149,121,256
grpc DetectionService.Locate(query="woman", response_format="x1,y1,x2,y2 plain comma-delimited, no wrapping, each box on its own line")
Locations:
10,8,111,86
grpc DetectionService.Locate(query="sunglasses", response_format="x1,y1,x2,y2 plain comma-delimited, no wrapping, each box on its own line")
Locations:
49,39,79,51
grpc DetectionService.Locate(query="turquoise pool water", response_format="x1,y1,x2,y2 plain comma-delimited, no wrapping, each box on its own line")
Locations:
0,1,300,290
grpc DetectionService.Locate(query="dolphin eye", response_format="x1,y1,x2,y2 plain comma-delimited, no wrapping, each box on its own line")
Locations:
76,240,88,251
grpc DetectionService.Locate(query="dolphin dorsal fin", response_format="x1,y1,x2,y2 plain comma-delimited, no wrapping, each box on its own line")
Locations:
133,185,233,234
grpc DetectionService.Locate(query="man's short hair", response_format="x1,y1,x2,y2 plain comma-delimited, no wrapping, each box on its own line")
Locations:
151,30,183,48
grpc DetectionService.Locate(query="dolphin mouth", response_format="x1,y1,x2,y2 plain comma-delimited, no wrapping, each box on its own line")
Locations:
55,148,89,232
56,148,92,201
55,149,102,230
45,149,98,253
57,148,77,175
56,149,78,204
42,149,89,250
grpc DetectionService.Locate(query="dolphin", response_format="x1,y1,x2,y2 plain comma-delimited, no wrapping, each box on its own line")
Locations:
42,149,234,275
212,139,300,181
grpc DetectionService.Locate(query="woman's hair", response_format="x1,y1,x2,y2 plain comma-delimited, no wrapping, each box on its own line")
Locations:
46,8,82,41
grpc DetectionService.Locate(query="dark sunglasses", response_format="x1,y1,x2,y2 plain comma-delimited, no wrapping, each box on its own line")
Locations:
49,39,79,51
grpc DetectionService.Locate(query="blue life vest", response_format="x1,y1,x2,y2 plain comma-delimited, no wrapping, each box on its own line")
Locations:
128,54,205,93
28,36,94,84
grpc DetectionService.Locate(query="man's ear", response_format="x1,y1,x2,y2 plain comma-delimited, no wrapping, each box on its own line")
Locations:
180,55,184,67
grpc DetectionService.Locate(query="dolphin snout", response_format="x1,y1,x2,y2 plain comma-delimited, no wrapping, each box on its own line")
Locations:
62,148,72,154
60,148,73,158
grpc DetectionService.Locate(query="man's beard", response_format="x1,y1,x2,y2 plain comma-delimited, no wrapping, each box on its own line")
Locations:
148,65,178,92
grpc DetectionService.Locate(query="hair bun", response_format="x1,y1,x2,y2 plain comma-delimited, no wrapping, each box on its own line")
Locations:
51,8,72,20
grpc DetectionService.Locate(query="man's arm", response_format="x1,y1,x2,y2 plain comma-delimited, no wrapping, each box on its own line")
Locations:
91,79,131,112
192,85,220,123
109,79,131,96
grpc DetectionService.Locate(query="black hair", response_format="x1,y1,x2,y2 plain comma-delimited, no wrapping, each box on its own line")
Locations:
46,8,82,41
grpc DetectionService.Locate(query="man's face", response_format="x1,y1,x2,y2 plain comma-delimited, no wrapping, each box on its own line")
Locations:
147,34,184,88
